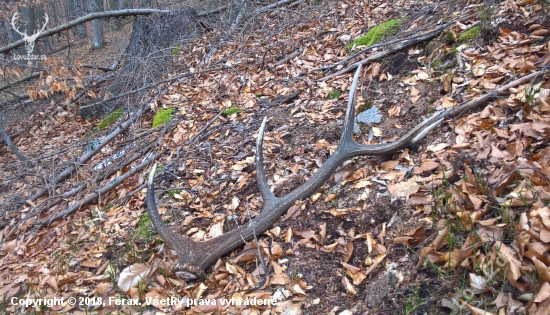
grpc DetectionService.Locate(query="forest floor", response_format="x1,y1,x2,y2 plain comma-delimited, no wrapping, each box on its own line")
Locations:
1,0,550,314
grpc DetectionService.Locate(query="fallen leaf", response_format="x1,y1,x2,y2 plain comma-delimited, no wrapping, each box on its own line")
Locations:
342,276,357,296
388,177,419,197
442,96,457,108
118,263,150,292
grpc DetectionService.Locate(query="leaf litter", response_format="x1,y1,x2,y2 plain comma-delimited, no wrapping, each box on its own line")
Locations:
0,0,549,314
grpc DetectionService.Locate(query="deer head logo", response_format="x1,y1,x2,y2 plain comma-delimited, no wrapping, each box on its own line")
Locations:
11,12,49,55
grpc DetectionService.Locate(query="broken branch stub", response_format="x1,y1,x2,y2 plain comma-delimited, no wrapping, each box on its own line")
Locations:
146,65,448,280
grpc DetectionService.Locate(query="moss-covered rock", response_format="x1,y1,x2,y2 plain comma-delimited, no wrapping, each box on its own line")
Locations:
96,108,123,130
222,107,244,116
458,25,480,43
152,108,176,128
346,19,401,52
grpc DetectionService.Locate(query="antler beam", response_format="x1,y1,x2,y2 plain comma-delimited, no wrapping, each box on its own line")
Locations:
146,65,448,280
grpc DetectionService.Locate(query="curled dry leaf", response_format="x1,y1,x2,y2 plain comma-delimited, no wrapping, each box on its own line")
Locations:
271,241,283,258
532,257,550,282
469,273,488,293
388,104,401,118
342,276,357,296
427,143,449,152
394,226,426,247
365,254,386,276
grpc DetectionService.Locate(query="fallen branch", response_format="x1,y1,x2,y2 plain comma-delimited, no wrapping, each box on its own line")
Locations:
318,22,450,81
0,120,27,162
24,65,227,208
34,150,157,227
0,72,41,92
314,22,452,73
79,65,232,110
197,3,233,17
256,0,295,13
27,105,150,203
27,106,225,229
275,47,304,66
0,128,26,145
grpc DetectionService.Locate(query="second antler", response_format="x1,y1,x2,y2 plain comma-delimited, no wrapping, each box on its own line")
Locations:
146,65,446,280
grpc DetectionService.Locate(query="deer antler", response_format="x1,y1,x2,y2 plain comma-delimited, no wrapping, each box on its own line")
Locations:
10,12,48,54
10,13,27,38
146,65,447,280
34,13,49,38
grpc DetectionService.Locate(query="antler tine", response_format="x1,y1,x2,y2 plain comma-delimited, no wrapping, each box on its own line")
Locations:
340,64,362,145
11,12,27,37
146,164,202,280
255,116,278,205
35,13,48,36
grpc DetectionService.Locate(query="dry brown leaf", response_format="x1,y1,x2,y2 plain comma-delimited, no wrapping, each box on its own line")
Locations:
342,276,357,296
388,177,420,197
442,96,457,108
532,257,550,282
535,282,550,303
465,304,494,315
381,160,399,170
315,139,330,150
427,143,449,152
365,254,386,276
388,104,401,118
271,241,283,258
414,161,439,174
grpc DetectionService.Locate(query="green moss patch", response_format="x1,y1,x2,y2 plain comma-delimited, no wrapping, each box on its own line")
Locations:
222,107,244,116
96,108,123,130
358,101,373,112
172,45,182,56
152,108,176,128
458,25,480,43
132,213,154,241
346,19,401,52
328,90,342,99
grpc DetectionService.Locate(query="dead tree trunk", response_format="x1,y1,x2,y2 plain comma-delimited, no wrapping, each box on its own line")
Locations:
89,0,105,48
